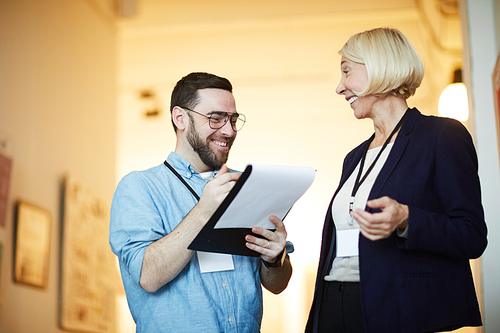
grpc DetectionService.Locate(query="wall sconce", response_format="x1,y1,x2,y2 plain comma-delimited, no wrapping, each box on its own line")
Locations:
140,89,161,118
438,69,469,121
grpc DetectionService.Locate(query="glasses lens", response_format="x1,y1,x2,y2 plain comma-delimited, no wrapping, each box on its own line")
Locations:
208,112,226,129
232,114,246,131
208,112,246,131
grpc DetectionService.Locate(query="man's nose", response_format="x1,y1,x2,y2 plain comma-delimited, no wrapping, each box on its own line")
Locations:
218,119,236,136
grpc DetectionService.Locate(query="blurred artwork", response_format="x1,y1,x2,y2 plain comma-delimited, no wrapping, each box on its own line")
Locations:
0,151,12,227
14,201,51,287
59,177,116,333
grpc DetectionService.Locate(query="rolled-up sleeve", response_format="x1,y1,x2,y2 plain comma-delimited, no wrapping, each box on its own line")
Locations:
109,172,164,284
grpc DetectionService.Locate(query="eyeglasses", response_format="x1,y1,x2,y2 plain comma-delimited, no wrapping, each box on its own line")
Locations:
182,107,246,132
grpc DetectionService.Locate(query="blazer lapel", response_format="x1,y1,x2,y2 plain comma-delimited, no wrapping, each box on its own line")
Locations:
339,136,372,190
367,108,419,203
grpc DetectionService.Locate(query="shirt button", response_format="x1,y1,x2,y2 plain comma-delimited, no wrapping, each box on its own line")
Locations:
222,283,226,288
228,317,233,323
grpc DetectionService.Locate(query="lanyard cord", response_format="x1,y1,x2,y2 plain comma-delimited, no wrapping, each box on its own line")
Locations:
164,161,200,201
349,110,409,216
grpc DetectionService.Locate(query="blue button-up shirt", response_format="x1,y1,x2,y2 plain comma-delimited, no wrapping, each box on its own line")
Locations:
109,153,263,333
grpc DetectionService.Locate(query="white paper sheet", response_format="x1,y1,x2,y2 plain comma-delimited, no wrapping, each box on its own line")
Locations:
197,251,235,273
336,229,360,257
213,164,316,229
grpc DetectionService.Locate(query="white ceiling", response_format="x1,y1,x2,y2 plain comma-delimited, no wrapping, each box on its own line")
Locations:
117,0,463,87
118,0,418,28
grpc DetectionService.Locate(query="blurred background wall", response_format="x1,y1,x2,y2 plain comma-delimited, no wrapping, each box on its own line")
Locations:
0,0,117,332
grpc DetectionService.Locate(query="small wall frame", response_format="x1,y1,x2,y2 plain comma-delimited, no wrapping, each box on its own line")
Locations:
13,200,51,288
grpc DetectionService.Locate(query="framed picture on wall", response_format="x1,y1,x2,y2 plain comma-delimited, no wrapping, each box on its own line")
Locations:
0,151,12,227
0,243,3,288
13,200,51,288
492,50,500,160
59,177,116,332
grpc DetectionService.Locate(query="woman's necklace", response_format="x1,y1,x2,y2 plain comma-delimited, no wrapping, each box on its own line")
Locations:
347,110,409,225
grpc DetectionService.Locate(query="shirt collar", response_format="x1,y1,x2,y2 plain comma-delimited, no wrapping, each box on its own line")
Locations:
166,152,218,180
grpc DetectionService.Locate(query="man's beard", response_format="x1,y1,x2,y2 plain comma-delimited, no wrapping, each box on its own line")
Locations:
187,120,233,170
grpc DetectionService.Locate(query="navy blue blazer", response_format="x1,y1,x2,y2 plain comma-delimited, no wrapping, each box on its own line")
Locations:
306,108,487,333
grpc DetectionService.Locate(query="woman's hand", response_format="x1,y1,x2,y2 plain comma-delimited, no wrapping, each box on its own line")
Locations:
352,196,409,241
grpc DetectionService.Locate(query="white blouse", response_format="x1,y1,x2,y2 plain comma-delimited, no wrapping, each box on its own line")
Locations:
325,143,394,282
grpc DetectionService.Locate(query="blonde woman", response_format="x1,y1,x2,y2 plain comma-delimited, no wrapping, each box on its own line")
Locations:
306,27,487,333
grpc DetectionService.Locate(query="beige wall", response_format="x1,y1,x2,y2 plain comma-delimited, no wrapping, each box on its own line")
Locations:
0,0,117,332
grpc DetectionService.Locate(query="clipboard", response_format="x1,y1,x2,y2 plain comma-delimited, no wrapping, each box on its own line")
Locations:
188,163,316,256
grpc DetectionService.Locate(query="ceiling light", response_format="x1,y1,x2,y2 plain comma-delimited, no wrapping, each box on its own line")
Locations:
438,69,469,121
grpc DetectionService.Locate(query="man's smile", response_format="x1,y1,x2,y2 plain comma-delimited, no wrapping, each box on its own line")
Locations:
212,139,228,148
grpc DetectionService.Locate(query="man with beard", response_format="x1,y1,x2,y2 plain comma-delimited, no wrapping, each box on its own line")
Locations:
109,72,292,333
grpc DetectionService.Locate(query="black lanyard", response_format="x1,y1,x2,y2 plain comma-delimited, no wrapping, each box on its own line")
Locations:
348,110,408,223
164,161,200,201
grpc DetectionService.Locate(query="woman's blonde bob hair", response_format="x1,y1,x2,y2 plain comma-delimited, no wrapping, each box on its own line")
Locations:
340,27,425,99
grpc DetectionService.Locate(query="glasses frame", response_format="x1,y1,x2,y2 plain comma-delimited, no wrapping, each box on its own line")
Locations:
181,107,246,132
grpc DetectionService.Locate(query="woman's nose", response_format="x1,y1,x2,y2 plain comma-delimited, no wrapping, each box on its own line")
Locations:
336,81,346,95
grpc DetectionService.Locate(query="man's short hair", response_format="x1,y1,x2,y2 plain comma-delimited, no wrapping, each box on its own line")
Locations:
339,27,424,99
170,72,233,132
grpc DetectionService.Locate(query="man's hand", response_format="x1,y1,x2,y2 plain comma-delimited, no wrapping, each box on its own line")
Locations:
140,164,239,292
351,196,409,241
245,215,287,263
246,215,292,294
197,165,240,222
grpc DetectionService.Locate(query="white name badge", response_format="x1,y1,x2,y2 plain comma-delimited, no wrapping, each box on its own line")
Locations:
197,251,235,273
336,229,360,257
